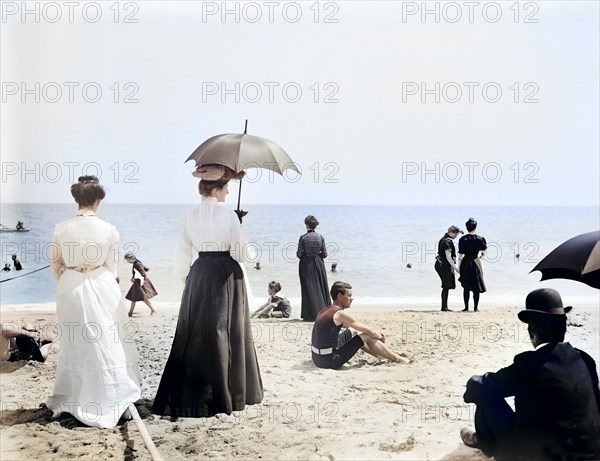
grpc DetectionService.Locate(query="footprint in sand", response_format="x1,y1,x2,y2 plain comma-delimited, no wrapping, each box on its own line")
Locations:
379,434,417,453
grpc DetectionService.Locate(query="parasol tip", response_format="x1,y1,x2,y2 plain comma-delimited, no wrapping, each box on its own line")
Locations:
244,119,248,134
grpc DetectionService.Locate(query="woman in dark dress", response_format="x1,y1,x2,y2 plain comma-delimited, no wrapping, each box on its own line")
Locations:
152,165,263,418
458,218,487,312
124,253,157,317
297,215,331,321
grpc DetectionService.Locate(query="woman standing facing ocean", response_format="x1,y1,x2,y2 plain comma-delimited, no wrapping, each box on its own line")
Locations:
152,165,263,417
297,215,331,321
46,176,141,427
458,218,487,312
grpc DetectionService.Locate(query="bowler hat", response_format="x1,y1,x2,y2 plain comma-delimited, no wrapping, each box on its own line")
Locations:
518,288,572,323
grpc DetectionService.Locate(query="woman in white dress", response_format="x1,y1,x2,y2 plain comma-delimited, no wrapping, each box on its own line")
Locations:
46,175,141,428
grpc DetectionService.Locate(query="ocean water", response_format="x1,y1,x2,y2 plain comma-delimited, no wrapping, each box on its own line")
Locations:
1,203,599,310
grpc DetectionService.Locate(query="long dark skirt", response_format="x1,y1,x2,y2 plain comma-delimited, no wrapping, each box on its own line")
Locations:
298,256,331,321
459,258,487,293
152,253,263,417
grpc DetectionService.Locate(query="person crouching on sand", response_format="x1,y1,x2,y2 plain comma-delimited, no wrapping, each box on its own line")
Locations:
311,281,410,369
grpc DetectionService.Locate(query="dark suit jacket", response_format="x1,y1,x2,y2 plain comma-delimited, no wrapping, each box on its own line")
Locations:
464,342,600,461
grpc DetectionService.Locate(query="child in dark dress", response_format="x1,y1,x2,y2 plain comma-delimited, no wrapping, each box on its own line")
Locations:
124,253,157,317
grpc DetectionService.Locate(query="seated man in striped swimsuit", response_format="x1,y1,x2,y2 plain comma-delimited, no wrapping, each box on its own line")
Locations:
311,281,410,369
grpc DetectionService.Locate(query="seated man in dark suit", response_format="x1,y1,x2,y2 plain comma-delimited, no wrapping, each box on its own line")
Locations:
460,288,600,461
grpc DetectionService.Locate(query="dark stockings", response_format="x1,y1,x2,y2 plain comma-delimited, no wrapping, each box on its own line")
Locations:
441,288,450,310
463,290,480,311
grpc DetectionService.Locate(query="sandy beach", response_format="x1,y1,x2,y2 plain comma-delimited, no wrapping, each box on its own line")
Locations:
1,303,598,461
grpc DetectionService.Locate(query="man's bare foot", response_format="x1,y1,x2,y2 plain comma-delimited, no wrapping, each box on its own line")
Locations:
393,354,411,364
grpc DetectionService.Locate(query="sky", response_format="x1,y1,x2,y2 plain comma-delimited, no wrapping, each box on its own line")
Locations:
1,1,599,206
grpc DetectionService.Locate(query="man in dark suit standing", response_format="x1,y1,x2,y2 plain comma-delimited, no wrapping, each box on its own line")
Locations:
460,288,600,461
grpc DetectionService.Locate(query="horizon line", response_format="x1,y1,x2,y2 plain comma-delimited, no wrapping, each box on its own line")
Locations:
1,202,599,208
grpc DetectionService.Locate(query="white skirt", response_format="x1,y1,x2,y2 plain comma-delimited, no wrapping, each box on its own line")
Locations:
46,267,141,428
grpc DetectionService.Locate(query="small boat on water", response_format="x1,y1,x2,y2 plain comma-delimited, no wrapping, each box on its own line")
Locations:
0,226,31,233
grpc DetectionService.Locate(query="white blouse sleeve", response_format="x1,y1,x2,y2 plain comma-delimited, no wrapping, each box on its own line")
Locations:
174,214,193,283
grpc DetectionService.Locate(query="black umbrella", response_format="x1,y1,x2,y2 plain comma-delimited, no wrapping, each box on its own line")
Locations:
531,230,600,289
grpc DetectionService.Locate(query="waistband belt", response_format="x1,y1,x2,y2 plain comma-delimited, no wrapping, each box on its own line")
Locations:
311,345,333,355
198,251,230,259
67,265,101,273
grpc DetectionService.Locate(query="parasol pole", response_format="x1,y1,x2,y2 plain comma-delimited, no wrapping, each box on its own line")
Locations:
235,119,248,223
236,184,243,215
236,120,248,212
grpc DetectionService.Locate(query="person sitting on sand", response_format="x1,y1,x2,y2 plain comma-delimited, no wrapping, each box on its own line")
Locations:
251,281,291,319
1,323,52,362
12,254,22,271
460,288,600,461
311,281,411,369
2,263,10,272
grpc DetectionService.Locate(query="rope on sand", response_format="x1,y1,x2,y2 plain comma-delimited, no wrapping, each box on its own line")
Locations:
0,265,50,283
127,404,164,461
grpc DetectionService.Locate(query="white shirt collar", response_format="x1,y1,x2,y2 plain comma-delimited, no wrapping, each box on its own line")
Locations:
201,196,219,204
535,342,550,351
76,210,96,217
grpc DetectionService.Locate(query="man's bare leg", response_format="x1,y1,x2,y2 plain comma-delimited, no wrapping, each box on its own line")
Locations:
1,334,11,361
1,324,40,362
359,333,411,363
